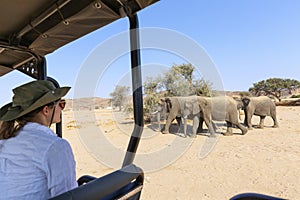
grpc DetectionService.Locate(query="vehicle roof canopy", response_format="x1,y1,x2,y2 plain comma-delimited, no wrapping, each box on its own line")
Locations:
0,0,158,78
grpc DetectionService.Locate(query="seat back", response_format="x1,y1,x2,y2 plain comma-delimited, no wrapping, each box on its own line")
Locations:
49,164,144,200
230,192,285,200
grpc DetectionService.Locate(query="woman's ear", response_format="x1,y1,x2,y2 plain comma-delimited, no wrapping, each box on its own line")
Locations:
33,106,52,126
41,106,50,115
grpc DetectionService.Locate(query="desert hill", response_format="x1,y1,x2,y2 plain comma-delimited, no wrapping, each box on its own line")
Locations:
64,90,300,111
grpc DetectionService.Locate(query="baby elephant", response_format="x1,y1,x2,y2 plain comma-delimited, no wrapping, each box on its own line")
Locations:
241,96,279,129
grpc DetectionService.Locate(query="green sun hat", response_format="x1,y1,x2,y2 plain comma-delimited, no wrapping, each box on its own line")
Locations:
0,80,70,121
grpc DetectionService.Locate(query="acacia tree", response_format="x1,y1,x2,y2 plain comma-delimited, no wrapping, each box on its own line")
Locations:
110,85,130,111
143,76,163,113
143,63,213,118
161,63,202,96
143,63,214,98
172,63,194,85
193,78,213,96
249,78,300,101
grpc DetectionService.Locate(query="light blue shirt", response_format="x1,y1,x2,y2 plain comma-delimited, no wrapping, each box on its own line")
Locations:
0,122,77,199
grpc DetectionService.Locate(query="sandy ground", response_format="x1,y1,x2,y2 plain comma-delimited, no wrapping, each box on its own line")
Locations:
61,106,300,199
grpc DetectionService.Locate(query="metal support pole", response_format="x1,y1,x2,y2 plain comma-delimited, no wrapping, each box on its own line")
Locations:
47,76,63,138
122,14,144,167
37,56,47,80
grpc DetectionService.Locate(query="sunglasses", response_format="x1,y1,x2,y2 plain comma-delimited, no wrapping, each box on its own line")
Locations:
57,99,66,110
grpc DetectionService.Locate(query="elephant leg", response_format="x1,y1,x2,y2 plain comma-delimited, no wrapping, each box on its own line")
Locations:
183,118,188,138
198,120,217,133
243,114,247,126
245,112,253,130
157,112,161,131
162,120,171,134
271,113,279,128
157,121,161,132
197,117,204,133
175,116,182,126
162,114,176,134
257,116,265,128
224,121,233,136
191,116,199,138
212,121,218,132
234,122,248,135
204,117,216,137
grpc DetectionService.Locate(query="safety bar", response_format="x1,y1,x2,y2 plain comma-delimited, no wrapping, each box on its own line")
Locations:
49,164,144,200
122,13,144,167
77,175,96,186
230,192,285,200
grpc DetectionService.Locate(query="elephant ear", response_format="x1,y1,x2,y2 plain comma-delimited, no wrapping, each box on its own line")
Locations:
198,98,208,111
165,98,172,112
242,97,251,106
192,100,200,115
234,98,243,109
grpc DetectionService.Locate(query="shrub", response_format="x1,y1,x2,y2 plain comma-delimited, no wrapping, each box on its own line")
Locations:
291,94,300,98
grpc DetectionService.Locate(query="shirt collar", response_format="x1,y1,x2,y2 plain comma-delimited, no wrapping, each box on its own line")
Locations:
22,122,56,136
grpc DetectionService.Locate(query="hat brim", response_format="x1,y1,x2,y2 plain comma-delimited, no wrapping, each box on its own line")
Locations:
0,86,70,121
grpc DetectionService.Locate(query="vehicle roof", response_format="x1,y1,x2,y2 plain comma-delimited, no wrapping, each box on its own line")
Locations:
0,0,158,78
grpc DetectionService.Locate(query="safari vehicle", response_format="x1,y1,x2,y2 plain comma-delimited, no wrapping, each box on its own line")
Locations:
0,1,283,199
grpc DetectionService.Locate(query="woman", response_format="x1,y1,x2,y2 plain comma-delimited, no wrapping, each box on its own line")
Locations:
0,80,77,199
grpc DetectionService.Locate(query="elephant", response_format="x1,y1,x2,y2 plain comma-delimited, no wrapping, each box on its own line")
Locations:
182,97,217,138
149,102,167,131
234,97,244,122
160,96,196,136
183,96,248,137
241,96,279,129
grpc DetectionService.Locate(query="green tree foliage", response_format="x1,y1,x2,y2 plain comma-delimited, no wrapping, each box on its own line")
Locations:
193,78,213,96
162,69,192,96
239,91,251,97
143,77,163,114
110,85,130,111
143,63,213,119
172,63,194,84
291,94,300,98
249,78,300,101
160,63,212,96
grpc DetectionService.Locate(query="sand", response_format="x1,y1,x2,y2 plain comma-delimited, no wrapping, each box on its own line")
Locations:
61,106,300,199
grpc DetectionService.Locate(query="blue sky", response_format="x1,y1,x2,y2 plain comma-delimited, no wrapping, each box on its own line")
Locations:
1,0,300,105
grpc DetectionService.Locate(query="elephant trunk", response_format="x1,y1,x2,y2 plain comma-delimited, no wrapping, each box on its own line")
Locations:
183,110,189,119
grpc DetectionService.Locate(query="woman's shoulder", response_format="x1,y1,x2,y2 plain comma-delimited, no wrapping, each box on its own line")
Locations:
19,122,65,148
22,122,57,137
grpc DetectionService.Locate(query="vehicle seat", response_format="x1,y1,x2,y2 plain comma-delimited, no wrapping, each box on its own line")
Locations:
230,192,285,200
49,164,144,200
